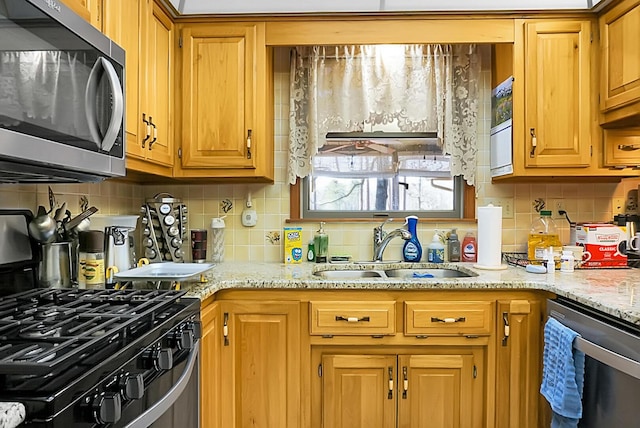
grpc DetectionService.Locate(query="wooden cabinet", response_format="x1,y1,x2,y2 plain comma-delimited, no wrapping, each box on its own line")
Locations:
507,19,594,178
599,0,640,125
201,300,221,428
175,23,274,181
495,299,544,428
322,352,480,428
103,0,174,177
219,300,301,428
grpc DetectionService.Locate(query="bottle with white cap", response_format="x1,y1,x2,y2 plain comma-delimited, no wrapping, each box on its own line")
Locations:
210,217,226,263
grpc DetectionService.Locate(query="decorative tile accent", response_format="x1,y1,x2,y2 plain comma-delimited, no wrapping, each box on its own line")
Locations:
265,231,280,245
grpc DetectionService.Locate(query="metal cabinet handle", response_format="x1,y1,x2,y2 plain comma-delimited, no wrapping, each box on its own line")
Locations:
142,114,151,148
431,317,466,323
148,117,157,150
530,128,537,157
402,366,408,399
246,129,252,159
618,144,640,151
223,313,229,346
387,366,393,399
335,315,370,323
502,312,510,346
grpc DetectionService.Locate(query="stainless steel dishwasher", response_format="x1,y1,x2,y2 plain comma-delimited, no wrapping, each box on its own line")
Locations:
547,298,640,428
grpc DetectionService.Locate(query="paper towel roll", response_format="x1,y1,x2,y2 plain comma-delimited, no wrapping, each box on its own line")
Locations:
475,204,507,270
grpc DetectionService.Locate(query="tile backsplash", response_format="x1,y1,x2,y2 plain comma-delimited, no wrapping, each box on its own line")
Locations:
1,46,638,263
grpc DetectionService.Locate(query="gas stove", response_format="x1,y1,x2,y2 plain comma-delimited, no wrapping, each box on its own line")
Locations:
0,288,201,427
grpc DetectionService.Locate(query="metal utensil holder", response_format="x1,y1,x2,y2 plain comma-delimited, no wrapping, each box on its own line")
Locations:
140,193,188,263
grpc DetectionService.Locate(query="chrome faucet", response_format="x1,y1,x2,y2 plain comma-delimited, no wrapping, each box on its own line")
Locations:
372,219,412,262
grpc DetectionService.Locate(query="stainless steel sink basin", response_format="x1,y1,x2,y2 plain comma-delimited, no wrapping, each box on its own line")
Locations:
384,268,475,278
312,264,477,280
314,270,385,279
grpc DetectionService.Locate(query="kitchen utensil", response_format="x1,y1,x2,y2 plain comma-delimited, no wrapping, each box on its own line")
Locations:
39,242,72,288
28,211,57,243
65,206,98,232
47,186,56,215
104,226,134,286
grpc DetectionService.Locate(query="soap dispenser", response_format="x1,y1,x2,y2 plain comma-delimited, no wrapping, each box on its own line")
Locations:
448,229,461,262
402,216,422,262
427,232,445,263
314,222,329,263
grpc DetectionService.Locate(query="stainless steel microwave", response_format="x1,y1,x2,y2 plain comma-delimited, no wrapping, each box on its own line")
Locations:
0,0,125,183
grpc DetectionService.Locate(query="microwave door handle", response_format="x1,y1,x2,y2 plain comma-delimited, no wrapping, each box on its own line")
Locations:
84,57,124,153
100,58,124,153
85,58,103,149
124,341,200,428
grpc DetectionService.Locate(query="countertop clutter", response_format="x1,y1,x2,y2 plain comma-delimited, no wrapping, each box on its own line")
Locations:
186,261,640,326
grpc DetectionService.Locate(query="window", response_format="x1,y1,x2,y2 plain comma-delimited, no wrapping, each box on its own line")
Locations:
288,44,480,219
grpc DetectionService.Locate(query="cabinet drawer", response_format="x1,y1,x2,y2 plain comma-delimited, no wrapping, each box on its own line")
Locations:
405,301,493,336
603,128,640,168
309,301,396,336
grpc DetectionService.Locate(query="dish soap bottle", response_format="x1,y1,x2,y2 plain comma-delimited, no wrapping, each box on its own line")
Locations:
448,228,461,262
402,216,422,262
427,232,445,263
461,232,477,262
314,222,328,263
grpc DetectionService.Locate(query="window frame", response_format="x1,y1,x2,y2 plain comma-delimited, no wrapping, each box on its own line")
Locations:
288,180,476,222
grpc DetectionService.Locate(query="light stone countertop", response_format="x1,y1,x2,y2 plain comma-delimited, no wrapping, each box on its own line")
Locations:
0,403,25,428
6,261,638,423
186,261,640,326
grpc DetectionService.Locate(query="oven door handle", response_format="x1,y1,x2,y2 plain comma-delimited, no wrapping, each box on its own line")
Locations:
124,341,199,428
85,57,124,153
574,336,640,380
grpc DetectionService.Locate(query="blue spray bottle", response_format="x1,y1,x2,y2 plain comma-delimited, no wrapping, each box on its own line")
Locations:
402,216,422,262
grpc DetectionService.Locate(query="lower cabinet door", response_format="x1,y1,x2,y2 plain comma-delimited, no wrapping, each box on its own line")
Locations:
322,352,480,428
322,354,397,428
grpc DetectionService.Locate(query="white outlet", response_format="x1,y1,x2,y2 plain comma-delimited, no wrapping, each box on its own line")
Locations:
549,199,566,220
486,198,514,219
612,197,626,215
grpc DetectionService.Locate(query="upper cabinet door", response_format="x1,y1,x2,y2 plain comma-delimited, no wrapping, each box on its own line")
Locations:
600,0,640,121
180,24,258,170
523,20,592,168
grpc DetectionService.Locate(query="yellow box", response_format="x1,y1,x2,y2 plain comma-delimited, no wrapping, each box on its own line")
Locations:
284,227,303,264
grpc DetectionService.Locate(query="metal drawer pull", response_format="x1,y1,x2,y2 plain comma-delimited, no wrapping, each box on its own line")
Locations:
530,128,537,157
387,367,393,399
618,144,640,151
431,317,466,323
573,336,640,380
335,315,370,323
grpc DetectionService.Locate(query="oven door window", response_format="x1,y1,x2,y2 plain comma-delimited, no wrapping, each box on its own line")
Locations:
0,0,124,158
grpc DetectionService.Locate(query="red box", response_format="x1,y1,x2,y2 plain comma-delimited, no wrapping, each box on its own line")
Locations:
575,223,627,268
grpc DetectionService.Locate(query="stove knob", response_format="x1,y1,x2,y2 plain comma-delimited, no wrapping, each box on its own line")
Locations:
185,321,202,340
92,392,122,424
119,373,144,400
155,348,173,370
164,215,176,226
171,329,195,350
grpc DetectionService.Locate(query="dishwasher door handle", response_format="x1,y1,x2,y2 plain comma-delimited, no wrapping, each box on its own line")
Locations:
574,336,640,380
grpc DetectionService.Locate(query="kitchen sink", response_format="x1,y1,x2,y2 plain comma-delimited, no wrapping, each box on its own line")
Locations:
313,270,385,279
384,268,476,278
312,264,477,280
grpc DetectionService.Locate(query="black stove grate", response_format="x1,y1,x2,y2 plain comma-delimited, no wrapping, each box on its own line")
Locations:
0,288,187,375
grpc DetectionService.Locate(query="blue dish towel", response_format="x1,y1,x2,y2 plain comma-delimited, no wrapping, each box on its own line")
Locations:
540,317,586,428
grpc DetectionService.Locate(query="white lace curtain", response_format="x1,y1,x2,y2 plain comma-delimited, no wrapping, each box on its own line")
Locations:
288,44,480,186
